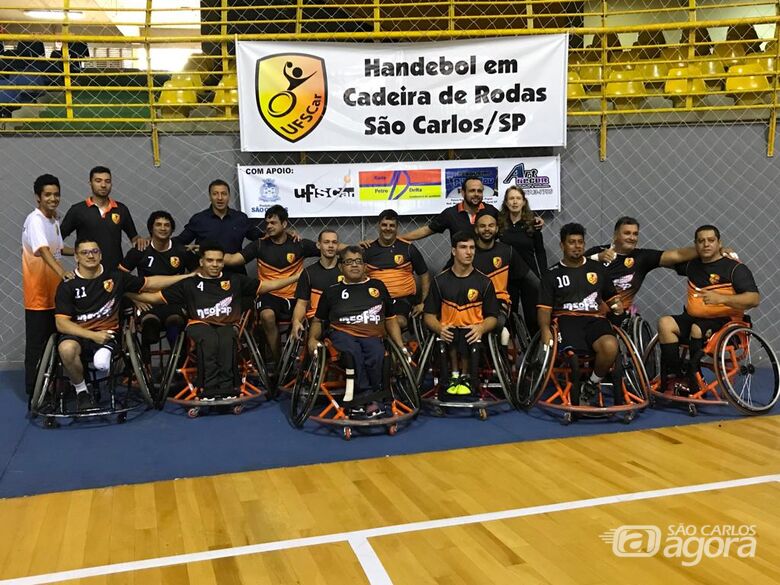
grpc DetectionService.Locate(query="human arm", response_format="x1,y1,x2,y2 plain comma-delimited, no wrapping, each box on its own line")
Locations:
700,290,759,310
290,298,308,339
532,230,547,273
224,240,257,266
55,315,115,345
126,291,164,308
385,316,405,349
399,225,434,241
39,246,74,280
257,273,300,295
142,272,194,292
172,220,197,246
413,271,431,317
464,282,499,343
307,318,323,355
538,307,553,345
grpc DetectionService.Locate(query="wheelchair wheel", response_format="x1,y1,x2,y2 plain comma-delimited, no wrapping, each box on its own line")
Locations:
614,327,649,403
514,332,555,409
159,332,186,407
124,328,153,408
386,338,420,410
715,325,780,415
642,333,661,387
278,329,304,390
415,334,438,388
31,333,58,411
410,314,432,350
510,313,532,354
290,347,326,428
487,332,513,401
629,316,656,379
241,326,271,393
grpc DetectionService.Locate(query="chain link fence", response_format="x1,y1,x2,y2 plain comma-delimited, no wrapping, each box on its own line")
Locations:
1,1,779,366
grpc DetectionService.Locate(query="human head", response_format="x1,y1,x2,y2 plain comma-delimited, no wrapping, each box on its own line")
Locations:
88,166,112,199
694,225,721,261
199,240,225,277
74,238,101,269
612,216,640,253
498,185,535,233
208,179,231,214
146,210,175,239
451,230,476,268
265,204,289,238
474,209,498,244
339,245,366,282
377,209,399,244
317,228,339,260
559,223,586,263
460,177,484,208
33,173,61,217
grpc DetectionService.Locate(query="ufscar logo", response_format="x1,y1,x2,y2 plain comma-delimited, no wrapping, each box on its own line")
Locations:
256,54,327,143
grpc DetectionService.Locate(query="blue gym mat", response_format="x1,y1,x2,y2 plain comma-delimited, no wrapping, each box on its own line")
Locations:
0,369,756,499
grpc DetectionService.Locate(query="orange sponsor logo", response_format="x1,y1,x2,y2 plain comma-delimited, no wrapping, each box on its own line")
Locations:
220,280,231,291
709,273,721,285
111,213,120,225
170,256,180,268
256,54,327,143
624,257,635,268
493,256,502,269
368,287,380,298
586,272,598,285
103,279,114,292
394,254,404,265
467,288,479,302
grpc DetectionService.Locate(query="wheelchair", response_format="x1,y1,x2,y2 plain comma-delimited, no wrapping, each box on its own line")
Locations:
415,329,515,421
289,337,419,440
514,320,650,424
276,320,307,394
159,310,271,417
30,326,153,427
642,317,779,416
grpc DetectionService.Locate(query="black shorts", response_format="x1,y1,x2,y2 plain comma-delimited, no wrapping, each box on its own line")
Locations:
392,296,415,320
257,293,293,323
140,304,186,324
672,312,731,341
58,334,118,360
442,328,484,355
555,315,615,353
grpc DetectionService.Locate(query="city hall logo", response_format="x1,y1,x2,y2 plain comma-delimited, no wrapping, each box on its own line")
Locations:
256,54,327,143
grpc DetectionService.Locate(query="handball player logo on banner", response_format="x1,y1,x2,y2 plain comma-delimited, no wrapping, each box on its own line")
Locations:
255,54,327,143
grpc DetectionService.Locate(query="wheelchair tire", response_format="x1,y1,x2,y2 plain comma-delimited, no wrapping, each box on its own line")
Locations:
415,335,438,389
241,326,271,393
716,325,780,415
125,328,154,408
31,333,58,411
642,333,661,387
614,326,650,403
159,332,186,407
386,338,420,410
487,332,513,401
514,332,555,409
410,314,432,352
278,329,304,390
510,312,532,354
290,347,326,428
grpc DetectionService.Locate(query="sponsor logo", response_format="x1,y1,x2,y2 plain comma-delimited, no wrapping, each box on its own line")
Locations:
197,296,233,319
338,304,383,326
220,280,231,291
368,287,380,298
103,279,114,292
337,275,345,282
286,252,296,264
359,169,441,201
613,274,634,291
624,257,635,268
562,291,599,312
256,54,327,143
76,298,116,323
293,183,355,204
502,163,552,190
111,213,120,225
586,272,598,285
467,288,479,302
709,273,721,285
170,256,180,268
444,167,498,200
493,256,502,269
393,254,404,265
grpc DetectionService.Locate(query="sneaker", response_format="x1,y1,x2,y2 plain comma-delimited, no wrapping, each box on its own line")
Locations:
673,383,691,397
348,405,367,419
579,380,600,406
446,376,472,396
77,391,97,412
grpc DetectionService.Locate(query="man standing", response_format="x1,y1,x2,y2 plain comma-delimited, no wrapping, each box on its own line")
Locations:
22,174,74,403
60,166,148,272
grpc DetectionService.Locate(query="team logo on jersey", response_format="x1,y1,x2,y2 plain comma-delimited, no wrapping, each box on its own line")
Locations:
587,272,598,285
170,256,180,268
103,279,114,292
220,280,231,290
368,287,380,298
467,288,479,302
337,275,344,283
493,256,503,269
394,254,404,265
111,213,120,225
709,273,721,285
624,257,635,268
286,252,296,264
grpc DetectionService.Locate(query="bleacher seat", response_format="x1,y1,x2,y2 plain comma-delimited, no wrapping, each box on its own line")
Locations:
726,63,771,105
713,42,746,68
606,69,645,110
212,73,238,109
665,65,707,108
157,78,198,118
638,61,669,94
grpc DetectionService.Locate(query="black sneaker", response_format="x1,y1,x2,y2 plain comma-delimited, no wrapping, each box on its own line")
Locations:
77,391,97,412
579,380,600,406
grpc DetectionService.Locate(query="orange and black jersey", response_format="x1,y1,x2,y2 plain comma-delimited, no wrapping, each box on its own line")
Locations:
294,262,342,319
428,201,499,236
424,268,500,328
315,278,395,338
364,238,428,299
472,242,529,306
584,245,663,309
119,242,198,278
55,268,146,331
675,257,758,319
161,273,261,326
539,259,619,317
240,236,318,299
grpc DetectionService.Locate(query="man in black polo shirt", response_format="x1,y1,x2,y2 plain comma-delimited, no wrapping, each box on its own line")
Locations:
173,179,264,274
60,166,149,271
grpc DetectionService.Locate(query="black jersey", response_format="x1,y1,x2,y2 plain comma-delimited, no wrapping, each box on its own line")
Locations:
294,262,342,318
674,257,758,319
538,259,619,317
428,202,499,236
499,218,547,277
60,198,139,271
472,242,528,306
241,236,319,300
55,268,146,331
315,278,395,338
119,241,197,278
364,238,428,299
425,268,500,327
584,245,663,309
161,273,261,326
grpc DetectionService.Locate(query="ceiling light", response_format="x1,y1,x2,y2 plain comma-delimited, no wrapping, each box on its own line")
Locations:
24,10,85,21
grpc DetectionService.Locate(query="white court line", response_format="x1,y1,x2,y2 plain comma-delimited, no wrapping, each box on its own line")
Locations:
348,537,394,585
2,474,778,585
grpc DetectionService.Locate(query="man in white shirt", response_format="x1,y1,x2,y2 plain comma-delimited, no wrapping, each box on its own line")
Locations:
22,174,73,404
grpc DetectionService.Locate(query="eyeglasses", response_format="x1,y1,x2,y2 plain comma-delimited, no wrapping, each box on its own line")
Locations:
78,248,100,256
341,258,364,266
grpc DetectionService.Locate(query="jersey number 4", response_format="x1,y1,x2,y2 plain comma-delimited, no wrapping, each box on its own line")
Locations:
197,281,204,291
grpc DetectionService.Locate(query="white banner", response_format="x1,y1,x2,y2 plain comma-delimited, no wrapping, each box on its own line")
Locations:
237,36,568,152
238,156,560,219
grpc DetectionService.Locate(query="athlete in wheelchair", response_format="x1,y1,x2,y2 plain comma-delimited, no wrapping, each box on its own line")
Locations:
30,238,193,425
516,223,649,423
156,241,299,416
646,225,778,415
290,246,418,439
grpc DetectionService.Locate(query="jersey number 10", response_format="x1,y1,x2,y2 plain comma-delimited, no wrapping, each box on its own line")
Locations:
556,275,570,288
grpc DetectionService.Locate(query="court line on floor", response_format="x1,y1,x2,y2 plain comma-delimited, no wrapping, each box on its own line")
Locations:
2,473,778,585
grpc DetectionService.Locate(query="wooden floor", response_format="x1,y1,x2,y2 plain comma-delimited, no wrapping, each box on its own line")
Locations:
1,416,778,584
